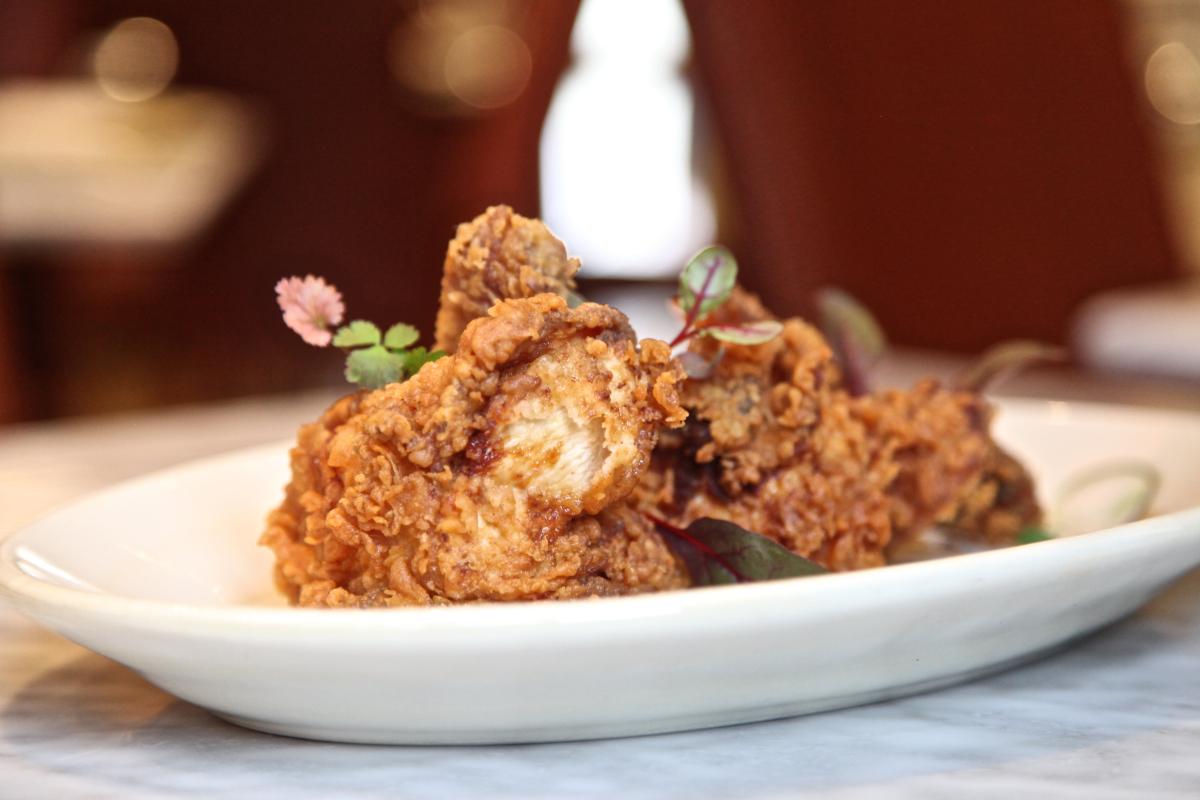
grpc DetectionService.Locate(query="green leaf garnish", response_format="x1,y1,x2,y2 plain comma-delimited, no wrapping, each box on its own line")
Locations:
650,515,827,586
669,245,780,357
816,288,887,396
1016,526,1053,544
276,273,443,391
701,320,785,345
678,246,737,316
332,320,382,348
957,340,1066,393
402,346,445,375
344,345,408,389
383,323,419,351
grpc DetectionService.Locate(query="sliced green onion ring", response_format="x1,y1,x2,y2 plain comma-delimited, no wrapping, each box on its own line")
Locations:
1050,459,1161,537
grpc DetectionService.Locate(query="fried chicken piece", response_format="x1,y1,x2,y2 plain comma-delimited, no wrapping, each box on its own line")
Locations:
635,288,1040,570
940,445,1041,543
435,205,580,353
636,300,895,570
851,381,994,541
262,294,687,607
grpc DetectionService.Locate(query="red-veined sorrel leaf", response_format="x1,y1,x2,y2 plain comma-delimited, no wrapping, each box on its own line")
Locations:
956,340,1066,393
815,288,887,396
678,245,737,316
701,319,784,345
649,515,828,586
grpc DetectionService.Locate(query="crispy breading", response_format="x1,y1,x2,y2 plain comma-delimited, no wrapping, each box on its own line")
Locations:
266,207,1042,607
435,206,580,353
636,288,1039,570
262,294,687,606
939,445,1042,544
852,381,993,541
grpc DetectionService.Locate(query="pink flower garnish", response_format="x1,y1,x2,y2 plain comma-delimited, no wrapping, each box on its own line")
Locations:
275,275,345,346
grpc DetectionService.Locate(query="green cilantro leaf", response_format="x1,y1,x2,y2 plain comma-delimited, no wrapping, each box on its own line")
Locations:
383,323,419,351
1016,526,1054,544
402,346,446,375
344,345,407,389
332,320,382,349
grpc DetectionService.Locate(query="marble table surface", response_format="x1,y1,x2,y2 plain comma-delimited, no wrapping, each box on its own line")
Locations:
2,384,1199,799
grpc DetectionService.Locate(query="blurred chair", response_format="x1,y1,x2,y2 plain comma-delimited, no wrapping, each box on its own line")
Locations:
684,0,1180,351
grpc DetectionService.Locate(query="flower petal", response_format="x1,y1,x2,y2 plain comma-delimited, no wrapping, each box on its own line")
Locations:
276,275,345,347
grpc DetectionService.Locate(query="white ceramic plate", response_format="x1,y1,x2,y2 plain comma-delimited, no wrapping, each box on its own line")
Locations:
3,399,1200,744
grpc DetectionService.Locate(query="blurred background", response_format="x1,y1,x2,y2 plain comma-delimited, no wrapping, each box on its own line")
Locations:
1,0,1198,425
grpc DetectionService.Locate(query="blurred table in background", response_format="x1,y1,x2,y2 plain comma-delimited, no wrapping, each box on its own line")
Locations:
0,80,261,423
0,360,1198,797
0,81,260,247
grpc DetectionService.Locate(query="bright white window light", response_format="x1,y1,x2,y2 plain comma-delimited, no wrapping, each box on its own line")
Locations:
539,0,713,278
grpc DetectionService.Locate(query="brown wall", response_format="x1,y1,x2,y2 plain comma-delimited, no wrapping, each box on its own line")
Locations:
686,0,1179,350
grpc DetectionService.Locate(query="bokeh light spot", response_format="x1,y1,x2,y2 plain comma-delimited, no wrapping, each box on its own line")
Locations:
92,17,179,103
444,25,531,110
1145,41,1200,125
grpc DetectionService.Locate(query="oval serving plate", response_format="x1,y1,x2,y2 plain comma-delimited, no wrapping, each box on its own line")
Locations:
2,398,1200,745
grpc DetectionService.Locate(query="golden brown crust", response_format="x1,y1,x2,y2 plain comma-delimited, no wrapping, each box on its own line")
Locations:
850,381,993,541
434,206,580,353
937,444,1041,545
636,307,893,570
262,294,687,606
637,290,1039,571
266,206,1040,606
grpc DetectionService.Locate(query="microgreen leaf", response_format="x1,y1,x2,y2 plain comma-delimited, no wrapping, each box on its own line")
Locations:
332,320,382,349
816,288,887,396
383,322,419,351
956,340,1066,393
565,289,587,309
700,320,784,346
650,515,827,586
344,344,407,389
402,346,446,375
679,246,737,316
1016,526,1054,544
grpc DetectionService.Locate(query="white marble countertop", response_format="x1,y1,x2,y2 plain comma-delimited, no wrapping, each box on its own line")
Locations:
2,384,1199,799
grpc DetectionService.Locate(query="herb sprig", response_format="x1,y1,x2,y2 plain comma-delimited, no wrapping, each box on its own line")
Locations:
815,288,887,396
669,246,783,376
275,275,444,390
649,515,827,586
956,340,1067,393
